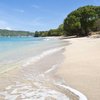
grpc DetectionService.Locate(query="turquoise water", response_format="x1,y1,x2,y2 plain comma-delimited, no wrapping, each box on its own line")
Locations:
0,37,67,73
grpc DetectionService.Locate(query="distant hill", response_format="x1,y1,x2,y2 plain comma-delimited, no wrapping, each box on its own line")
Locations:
0,27,63,37
0,29,34,36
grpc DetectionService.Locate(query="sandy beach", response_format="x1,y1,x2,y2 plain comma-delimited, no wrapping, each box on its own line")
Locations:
0,37,100,100
57,37,100,100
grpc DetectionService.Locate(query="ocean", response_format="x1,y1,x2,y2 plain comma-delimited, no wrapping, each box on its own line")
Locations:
0,37,72,100
0,37,67,74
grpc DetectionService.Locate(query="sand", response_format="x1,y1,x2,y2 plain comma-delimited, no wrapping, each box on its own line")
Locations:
1,37,100,100
57,37,100,100
0,45,74,100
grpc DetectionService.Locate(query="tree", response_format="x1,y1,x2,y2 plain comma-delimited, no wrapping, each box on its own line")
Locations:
94,19,100,31
64,5,100,36
79,6,97,35
34,31,39,37
64,14,80,36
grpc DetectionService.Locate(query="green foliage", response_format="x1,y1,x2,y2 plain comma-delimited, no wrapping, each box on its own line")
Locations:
0,29,34,36
64,5,100,36
0,28,63,37
34,25,64,37
93,19,100,31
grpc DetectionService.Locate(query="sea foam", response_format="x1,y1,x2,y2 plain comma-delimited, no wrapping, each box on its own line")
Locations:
23,47,65,67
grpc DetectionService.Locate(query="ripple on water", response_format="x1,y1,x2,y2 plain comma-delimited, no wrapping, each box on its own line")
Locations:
0,81,69,100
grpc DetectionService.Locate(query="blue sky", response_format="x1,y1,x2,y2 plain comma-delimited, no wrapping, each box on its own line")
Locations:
0,0,100,32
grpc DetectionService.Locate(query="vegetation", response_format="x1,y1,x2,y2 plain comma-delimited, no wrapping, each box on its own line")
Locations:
0,5,100,37
34,24,64,37
64,5,100,36
0,29,34,36
0,25,63,37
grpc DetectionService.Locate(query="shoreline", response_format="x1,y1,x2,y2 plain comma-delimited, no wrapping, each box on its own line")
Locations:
0,42,73,100
57,37,100,100
1,37,100,99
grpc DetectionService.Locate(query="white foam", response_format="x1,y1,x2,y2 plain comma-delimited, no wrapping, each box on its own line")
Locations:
44,64,58,74
6,86,12,90
43,37,59,40
5,94,18,100
0,91,18,100
11,89,18,94
45,65,87,100
55,83,88,100
21,88,69,100
43,38,50,41
23,47,65,67
0,82,69,100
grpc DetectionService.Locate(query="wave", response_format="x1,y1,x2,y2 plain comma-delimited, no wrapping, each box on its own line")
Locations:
55,83,87,100
0,81,69,100
22,46,65,67
43,37,60,41
43,63,88,100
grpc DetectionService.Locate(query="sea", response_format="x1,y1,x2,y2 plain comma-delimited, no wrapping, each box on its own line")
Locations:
0,37,67,73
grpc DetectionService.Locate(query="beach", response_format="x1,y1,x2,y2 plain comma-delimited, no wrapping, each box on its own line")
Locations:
57,37,100,100
0,0,99,99
0,37,100,100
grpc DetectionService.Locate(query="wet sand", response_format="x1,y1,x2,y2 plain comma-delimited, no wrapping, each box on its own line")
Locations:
57,37,100,100
0,48,78,100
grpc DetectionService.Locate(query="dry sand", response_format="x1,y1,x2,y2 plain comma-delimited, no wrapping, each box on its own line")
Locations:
57,37,100,100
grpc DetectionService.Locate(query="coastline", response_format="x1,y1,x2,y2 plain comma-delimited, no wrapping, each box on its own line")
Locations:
0,40,73,100
57,37,100,100
1,37,100,99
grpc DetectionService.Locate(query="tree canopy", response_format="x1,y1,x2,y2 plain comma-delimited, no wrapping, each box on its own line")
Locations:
64,5,100,36
34,25,64,37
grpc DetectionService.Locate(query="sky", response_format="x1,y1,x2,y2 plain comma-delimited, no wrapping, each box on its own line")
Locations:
0,0,100,32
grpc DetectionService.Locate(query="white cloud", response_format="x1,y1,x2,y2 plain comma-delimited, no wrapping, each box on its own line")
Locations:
14,9,24,13
5,27,12,30
0,20,12,30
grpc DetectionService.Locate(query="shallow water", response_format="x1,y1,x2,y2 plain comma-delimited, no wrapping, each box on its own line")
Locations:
0,37,71,100
0,37,67,73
